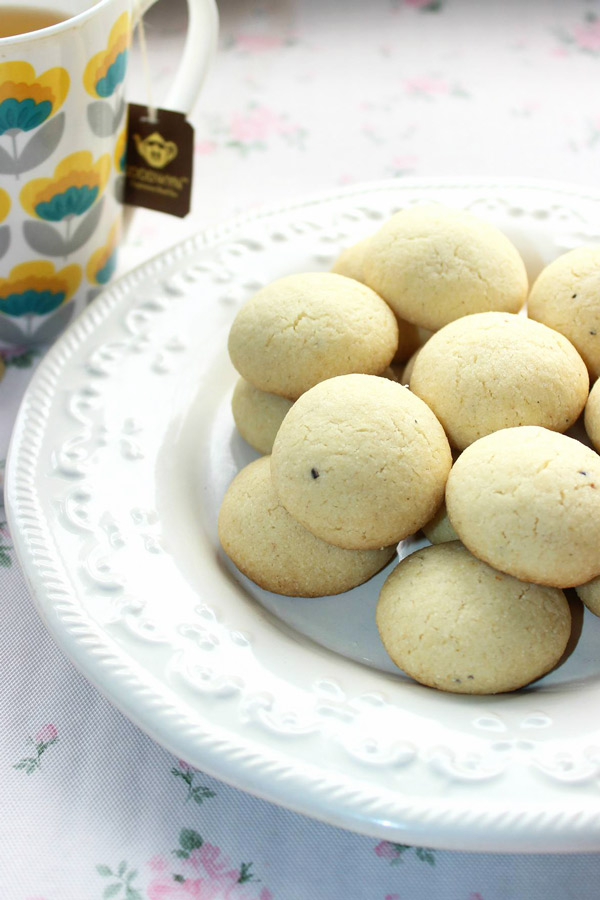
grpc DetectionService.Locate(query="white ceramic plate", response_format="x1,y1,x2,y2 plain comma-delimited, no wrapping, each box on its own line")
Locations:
7,177,600,853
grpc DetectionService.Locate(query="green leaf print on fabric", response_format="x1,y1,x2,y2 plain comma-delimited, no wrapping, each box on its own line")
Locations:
239,862,260,884
13,724,58,772
0,519,12,568
171,759,217,805
375,840,436,866
0,348,39,368
173,828,203,860
149,833,273,900
96,861,142,900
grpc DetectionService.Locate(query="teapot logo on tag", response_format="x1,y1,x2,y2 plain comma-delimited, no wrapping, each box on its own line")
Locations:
133,131,178,169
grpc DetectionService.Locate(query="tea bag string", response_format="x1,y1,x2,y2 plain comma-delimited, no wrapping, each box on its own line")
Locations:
133,0,158,124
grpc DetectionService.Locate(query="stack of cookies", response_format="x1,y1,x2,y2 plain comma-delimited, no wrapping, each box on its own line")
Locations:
219,203,600,695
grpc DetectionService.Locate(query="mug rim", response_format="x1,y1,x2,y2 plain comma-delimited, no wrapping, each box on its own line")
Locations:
0,0,127,46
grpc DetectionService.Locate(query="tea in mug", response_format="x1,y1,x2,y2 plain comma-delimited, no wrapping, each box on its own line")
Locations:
0,5,70,38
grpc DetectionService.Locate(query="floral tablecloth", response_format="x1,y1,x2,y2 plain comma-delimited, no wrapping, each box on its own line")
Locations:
3,0,600,897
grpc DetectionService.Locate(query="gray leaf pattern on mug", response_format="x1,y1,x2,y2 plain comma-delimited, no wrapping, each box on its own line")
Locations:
68,197,105,253
0,314,27,345
16,114,66,176
0,145,17,177
114,95,127,130
87,288,102,306
87,93,127,138
23,221,68,256
0,226,9,260
87,101,116,138
113,174,125,204
30,302,76,344
23,198,105,257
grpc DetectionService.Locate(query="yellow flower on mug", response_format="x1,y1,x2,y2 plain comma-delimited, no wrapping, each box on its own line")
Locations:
86,220,120,285
114,124,128,173
0,189,10,223
0,260,81,317
20,151,111,222
0,61,69,135
83,12,131,99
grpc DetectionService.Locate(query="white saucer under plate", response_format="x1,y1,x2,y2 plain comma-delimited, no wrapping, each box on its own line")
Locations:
7,177,600,853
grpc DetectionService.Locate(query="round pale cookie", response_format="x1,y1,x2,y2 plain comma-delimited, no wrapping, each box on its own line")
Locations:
232,378,293,455
528,247,600,381
271,373,452,550
376,542,571,694
362,205,528,331
218,457,396,597
422,502,458,544
575,576,600,617
228,272,398,399
410,312,589,450
584,377,600,453
446,426,600,587
331,239,421,363
400,349,419,385
330,237,371,283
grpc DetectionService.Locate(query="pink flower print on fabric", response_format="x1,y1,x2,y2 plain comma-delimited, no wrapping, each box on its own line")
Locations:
229,107,291,141
374,841,435,866
148,845,272,900
574,17,600,52
375,841,398,860
35,723,58,743
404,76,449,95
227,106,306,152
403,0,443,9
195,140,217,156
234,34,288,53
13,723,58,773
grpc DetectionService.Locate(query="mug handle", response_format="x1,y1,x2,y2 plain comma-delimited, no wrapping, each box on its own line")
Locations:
135,0,219,114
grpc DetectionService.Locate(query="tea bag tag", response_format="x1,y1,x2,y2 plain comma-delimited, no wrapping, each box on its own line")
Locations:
124,104,194,218
123,9,194,218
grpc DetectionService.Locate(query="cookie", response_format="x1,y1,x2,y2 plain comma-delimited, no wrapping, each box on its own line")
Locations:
575,577,600,617
527,247,600,381
270,373,452,550
422,502,458,544
445,426,600,587
410,312,589,450
376,542,571,694
231,378,293,455
330,237,371,283
228,272,398,399
218,456,396,596
584,377,600,453
332,238,421,363
400,349,420,385
362,205,528,331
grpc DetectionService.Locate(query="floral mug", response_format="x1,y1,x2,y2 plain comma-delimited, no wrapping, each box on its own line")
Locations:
0,0,218,348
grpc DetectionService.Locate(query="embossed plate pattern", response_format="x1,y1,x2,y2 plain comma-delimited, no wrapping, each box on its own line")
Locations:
7,178,600,852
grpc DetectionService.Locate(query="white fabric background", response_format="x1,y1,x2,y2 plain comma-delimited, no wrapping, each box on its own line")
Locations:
3,0,600,896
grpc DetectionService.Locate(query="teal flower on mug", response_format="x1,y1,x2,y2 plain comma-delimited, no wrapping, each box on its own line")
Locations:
20,151,111,222
0,62,69,135
83,13,131,99
114,125,127,173
0,261,81,317
96,52,128,99
95,251,117,284
87,221,120,286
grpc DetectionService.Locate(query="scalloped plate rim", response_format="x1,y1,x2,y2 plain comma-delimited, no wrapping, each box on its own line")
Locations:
6,175,600,853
